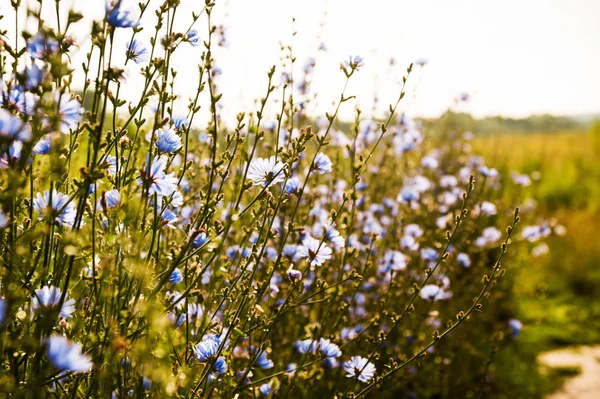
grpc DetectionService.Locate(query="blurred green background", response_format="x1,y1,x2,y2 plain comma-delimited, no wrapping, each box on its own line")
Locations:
427,113,600,397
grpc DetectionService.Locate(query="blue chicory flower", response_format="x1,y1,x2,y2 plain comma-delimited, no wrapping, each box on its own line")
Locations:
33,190,77,227
106,0,140,28
126,39,149,64
46,335,92,373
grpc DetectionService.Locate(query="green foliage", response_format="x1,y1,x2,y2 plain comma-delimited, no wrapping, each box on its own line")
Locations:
590,120,600,156
0,0,583,397
422,112,587,137
472,130,600,396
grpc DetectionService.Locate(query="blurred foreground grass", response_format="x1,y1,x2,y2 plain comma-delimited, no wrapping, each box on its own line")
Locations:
472,129,600,353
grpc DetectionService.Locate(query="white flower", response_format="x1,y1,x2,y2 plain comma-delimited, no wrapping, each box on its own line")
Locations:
297,235,332,267
247,156,286,188
343,356,376,382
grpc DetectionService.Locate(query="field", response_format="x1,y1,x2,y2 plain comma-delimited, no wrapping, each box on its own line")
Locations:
472,129,600,395
1,1,598,397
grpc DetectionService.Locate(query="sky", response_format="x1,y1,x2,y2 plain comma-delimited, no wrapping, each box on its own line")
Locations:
2,0,600,122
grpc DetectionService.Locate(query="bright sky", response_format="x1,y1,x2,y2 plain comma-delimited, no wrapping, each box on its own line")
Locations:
3,0,600,121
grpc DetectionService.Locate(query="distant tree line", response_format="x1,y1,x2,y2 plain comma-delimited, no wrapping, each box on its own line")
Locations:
419,112,591,136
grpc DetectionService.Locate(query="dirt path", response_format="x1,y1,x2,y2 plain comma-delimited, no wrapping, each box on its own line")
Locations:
539,346,600,399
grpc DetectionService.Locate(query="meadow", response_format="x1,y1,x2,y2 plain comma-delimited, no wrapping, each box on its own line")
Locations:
0,0,596,398
473,129,600,345
471,127,600,396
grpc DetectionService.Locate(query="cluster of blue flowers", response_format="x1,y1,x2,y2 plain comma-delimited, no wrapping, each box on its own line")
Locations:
0,0,560,397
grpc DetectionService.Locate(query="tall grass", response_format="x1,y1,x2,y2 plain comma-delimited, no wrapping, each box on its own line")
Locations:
0,1,559,397
473,130,600,350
